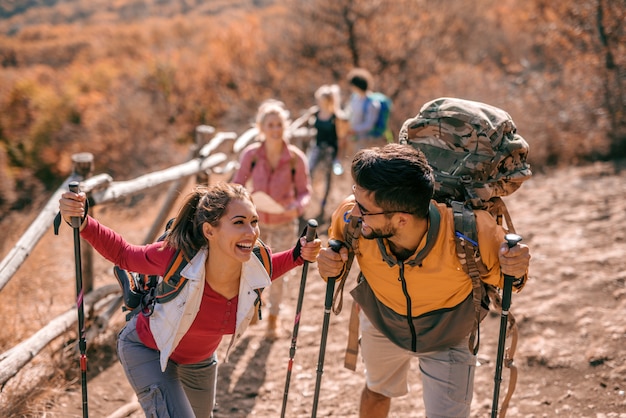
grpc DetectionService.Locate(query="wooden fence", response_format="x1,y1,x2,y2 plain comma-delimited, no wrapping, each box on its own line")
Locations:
0,122,314,415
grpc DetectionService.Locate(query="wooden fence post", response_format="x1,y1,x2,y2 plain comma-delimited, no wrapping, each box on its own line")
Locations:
195,125,216,185
71,153,94,293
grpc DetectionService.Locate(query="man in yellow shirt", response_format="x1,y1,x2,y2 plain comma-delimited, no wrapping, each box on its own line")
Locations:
316,143,530,418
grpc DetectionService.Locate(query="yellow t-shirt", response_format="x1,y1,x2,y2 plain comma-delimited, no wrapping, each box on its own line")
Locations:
328,196,505,317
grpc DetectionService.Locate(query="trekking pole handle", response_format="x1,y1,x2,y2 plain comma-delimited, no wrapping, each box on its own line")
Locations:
328,239,345,253
305,219,318,243
68,181,82,229
327,239,348,282
504,233,522,249
502,233,522,312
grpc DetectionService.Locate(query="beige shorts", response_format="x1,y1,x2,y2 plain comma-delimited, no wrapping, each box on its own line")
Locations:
359,310,476,418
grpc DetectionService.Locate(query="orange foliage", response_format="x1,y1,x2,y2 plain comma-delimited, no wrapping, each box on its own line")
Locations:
0,0,623,217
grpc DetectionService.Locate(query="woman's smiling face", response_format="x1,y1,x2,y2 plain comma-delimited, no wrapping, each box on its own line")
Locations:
260,112,284,142
204,198,260,263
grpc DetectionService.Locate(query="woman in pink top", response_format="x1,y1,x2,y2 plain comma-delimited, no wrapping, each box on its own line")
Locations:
232,99,312,339
58,182,320,418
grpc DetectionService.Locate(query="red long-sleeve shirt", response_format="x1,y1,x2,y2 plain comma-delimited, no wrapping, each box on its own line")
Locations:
80,216,303,363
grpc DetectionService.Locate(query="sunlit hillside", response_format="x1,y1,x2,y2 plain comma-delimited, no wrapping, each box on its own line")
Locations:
0,0,624,218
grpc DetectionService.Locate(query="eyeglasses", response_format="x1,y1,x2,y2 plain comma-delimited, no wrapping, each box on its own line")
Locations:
352,185,413,218
354,201,401,218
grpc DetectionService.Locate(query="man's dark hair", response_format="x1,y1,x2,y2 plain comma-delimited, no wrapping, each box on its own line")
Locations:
347,68,373,92
351,143,435,218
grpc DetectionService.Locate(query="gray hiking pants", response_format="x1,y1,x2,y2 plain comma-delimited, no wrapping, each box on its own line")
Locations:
117,315,218,418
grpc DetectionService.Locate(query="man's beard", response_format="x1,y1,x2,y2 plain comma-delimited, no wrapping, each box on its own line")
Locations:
362,222,414,261
361,223,394,240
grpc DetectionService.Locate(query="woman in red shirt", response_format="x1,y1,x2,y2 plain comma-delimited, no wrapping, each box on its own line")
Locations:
58,182,320,418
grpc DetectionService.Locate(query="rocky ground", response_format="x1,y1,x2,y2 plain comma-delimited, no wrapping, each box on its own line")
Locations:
2,161,626,417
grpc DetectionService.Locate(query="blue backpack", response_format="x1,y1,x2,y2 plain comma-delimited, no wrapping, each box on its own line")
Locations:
366,92,393,141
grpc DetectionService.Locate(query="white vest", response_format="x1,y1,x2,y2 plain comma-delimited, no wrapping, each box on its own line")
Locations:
149,247,272,372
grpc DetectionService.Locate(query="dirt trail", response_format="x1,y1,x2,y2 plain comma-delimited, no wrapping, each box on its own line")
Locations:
5,162,626,417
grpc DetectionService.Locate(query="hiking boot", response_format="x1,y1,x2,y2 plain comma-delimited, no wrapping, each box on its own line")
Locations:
113,266,142,310
266,314,280,340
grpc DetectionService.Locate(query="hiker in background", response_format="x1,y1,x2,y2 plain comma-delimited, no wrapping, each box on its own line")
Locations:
306,84,348,221
232,99,312,339
344,68,386,155
315,144,531,418
58,182,321,418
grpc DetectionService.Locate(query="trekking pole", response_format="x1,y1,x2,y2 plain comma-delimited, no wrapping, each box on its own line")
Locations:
69,181,89,418
280,219,318,418
311,239,343,418
491,233,523,418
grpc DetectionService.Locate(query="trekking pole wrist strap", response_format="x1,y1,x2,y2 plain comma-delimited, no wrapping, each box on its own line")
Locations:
53,198,89,235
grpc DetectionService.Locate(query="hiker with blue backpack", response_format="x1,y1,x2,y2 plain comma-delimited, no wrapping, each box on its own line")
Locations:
315,143,531,418
58,182,321,418
345,68,392,156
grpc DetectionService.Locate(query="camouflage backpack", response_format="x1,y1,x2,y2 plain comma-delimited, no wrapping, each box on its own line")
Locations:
399,97,531,213
399,97,531,293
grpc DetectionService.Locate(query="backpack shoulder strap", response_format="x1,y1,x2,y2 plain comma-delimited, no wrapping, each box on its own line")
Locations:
344,213,362,256
252,238,273,277
250,153,258,171
154,249,191,304
153,217,192,305
335,213,362,371
450,201,488,355
451,200,519,416
344,295,360,371
287,146,300,180
251,238,273,321
331,214,361,315
248,141,265,172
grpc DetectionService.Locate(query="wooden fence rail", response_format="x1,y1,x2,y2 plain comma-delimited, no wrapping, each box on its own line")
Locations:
0,176,82,292
0,284,120,386
0,130,235,290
